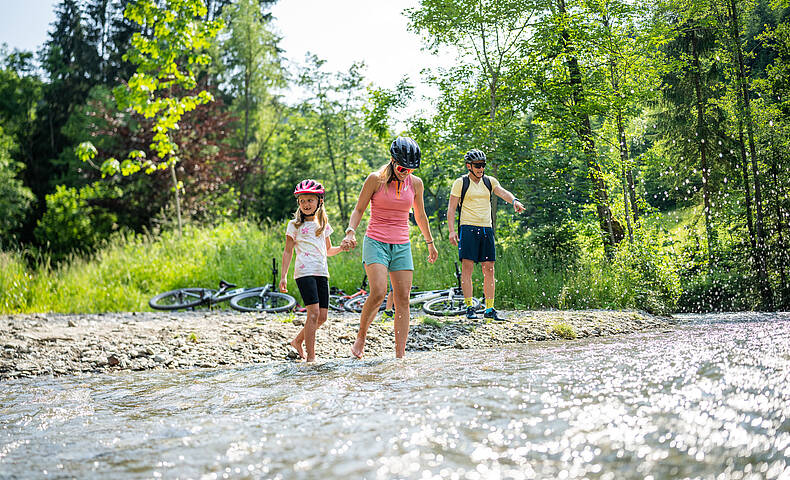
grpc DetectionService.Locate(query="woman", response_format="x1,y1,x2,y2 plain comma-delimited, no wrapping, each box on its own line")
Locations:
341,136,438,359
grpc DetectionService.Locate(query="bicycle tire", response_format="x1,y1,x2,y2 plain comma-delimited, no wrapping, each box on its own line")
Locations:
230,291,296,313
149,288,214,310
343,294,385,313
422,295,480,317
328,294,346,312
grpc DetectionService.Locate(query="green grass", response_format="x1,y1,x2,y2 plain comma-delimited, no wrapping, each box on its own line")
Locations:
0,217,683,314
550,322,577,339
421,316,442,327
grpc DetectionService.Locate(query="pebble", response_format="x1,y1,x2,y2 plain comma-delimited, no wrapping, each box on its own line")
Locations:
0,310,673,379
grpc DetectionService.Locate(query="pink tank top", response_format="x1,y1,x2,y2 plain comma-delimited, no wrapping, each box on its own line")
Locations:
366,175,415,244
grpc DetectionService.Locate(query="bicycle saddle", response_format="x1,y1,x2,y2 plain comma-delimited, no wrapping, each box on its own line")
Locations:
218,280,237,289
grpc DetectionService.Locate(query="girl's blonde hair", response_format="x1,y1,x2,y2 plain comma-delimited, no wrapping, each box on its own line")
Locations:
293,194,328,236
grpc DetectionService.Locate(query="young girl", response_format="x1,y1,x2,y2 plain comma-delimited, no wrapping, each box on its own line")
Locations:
279,179,344,362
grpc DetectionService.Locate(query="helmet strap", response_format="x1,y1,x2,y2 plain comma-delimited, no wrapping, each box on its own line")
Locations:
467,163,483,180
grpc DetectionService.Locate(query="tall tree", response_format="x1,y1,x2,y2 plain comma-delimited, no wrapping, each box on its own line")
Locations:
527,0,623,251
220,0,285,217
28,0,101,211
408,0,540,225
79,0,224,234
721,0,773,308
297,56,375,226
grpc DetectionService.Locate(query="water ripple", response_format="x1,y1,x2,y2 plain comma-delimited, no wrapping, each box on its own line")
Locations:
1,313,789,479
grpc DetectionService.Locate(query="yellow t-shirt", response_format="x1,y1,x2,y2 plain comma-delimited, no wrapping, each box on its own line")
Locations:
450,175,501,227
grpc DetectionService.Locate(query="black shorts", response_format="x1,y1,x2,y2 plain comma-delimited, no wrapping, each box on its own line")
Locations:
295,275,329,308
458,225,496,263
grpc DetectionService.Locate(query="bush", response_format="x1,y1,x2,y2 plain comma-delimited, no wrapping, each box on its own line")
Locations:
0,128,34,243
35,182,123,260
677,270,759,312
611,231,681,315
558,228,681,315
550,322,576,339
527,222,583,267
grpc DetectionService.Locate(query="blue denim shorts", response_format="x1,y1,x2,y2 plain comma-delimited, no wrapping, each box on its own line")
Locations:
458,225,496,263
362,236,414,271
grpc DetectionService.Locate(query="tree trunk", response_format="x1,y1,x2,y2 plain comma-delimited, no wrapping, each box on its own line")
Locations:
489,74,499,228
737,122,756,252
728,0,773,308
690,33,717,267
169,162,183,236
617,111,633,242
626,167,638,223
557,0,619,252
770,138,788,305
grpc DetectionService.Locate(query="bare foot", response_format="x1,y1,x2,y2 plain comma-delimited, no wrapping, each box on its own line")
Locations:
351,340,364,359
290,339,305,360
306,356,316,363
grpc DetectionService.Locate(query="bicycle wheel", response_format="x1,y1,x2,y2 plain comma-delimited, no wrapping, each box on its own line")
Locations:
230,291,296,313
422,295,480,317
343,295,385,313
328,294,346,312
149,288,214,310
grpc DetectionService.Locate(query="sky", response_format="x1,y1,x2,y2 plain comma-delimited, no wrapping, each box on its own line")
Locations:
0,0,456,123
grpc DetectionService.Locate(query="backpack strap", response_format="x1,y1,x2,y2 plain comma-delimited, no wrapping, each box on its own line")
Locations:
456,176,470,232
482,175,494,227
482,175,493,194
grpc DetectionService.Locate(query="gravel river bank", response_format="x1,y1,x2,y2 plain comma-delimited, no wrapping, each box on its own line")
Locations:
0,309,673,379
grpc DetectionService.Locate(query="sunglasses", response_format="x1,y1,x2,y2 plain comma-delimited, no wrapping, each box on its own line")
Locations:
471,162,486,169
394,164,414,174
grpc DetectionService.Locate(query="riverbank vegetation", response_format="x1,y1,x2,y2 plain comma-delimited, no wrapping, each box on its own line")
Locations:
0,217,677,315
1,0,789,314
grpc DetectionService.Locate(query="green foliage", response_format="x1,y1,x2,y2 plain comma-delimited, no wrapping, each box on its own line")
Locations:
421,317,442,327
0,252,34,313
611,231,682,315
363,79,414,140
678,270,759,312
0,127,34,244
550,322,577,339
558,226,681,315
527,222,584,267
34,182,123,260
79,0,224,176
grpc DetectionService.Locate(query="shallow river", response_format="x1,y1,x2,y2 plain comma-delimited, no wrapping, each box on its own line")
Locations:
1,313,789,479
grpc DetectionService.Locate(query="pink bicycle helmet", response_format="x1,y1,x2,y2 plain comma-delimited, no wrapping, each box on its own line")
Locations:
294,179,325,198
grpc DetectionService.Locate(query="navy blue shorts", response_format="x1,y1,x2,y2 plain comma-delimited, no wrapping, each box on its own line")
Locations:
458,225,496,263
295,275,329,308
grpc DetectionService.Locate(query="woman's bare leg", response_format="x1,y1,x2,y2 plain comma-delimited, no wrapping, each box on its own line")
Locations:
351,263,388,358
389,269,413,358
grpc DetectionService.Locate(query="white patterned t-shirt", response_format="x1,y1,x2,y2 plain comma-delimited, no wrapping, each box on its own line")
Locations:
285,220,334,279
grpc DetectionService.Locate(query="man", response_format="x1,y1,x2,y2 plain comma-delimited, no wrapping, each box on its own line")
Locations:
447,149,525,320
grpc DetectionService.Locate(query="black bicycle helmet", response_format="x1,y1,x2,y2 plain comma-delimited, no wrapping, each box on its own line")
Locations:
464,149,486,163
390,136,421,169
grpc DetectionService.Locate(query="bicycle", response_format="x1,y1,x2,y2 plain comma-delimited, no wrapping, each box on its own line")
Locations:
149,258,296,313
342,263,479,316
421,262,481,316
332,274,387,313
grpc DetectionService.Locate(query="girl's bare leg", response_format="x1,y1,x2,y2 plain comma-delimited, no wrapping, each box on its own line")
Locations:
293,306,329,361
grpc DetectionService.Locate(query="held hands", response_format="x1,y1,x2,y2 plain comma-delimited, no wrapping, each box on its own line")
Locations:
278,278,288,293
340,231,357,251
